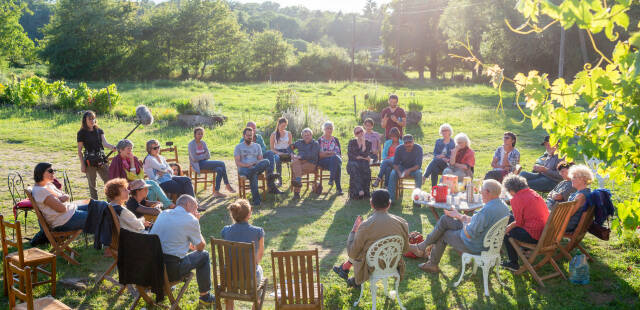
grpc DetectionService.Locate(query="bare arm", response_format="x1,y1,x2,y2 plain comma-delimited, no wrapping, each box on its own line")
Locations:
43,195,69,213
491,156,500,169
194,235,206,252
101,134,115,151
256,236,264,263
234,155,254,168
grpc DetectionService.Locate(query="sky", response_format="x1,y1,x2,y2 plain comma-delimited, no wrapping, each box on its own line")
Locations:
155,0,391,13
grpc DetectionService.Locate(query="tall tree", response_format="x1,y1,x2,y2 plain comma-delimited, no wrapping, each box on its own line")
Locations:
0,0,35,66
250,29,293,80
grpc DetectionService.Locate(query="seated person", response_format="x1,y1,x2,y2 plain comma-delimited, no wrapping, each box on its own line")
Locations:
270,117,293,178
387,134,423,202
143,139,196,198
545,162,576,211
150,195,215,306
30,162,90,242
235,127,279,206
422,123,455,187
104,178,149,233
108,139,174,208
290,128,321,200
484,132,520,182
347,126,375,199
318,121,343,194
188,127,235,197
519,136,564,192
332,189,409,288
126,179,162,219
372,127,402,188
363,118,382,162
408,179,509,273
565,164,594,232
442,133,475,180
501,175,549,271
242,122,280,182
221,199,265,309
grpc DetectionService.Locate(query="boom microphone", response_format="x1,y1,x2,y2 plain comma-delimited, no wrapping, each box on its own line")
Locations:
105,105,154,158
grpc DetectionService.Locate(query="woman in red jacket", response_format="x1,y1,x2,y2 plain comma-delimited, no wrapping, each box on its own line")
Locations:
501,174,549,271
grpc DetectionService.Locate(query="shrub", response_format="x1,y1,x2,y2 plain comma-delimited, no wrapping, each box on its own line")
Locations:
174,94,221,118
364,92,388,112
281,104,326,139
408,97,423,112
274,89,300,120
89,84,120,114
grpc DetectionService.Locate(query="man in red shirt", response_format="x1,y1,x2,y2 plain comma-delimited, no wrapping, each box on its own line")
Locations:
381,94,406,139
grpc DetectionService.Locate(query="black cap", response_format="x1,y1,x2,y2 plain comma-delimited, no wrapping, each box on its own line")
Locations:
541,135,550,146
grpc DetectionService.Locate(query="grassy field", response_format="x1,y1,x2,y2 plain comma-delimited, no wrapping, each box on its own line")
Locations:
0,80,638,309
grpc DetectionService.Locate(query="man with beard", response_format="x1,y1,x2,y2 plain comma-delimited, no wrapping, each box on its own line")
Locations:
234,127,280,206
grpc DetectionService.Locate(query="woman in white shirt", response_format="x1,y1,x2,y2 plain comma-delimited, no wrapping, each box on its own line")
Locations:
31,163,89,232
143,139,195,198
104,178,149,233
270,117,293,177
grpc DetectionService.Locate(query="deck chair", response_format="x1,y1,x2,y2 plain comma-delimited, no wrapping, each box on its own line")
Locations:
6,263,71,310
210,238,267,310
271,249,324,310
508,201,579,287
1,215,56,297
557,205,596,261
93,204,125,292
25,188,82,265
238,172,267,200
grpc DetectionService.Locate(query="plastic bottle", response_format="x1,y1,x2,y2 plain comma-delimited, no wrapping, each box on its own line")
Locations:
569,254,590,284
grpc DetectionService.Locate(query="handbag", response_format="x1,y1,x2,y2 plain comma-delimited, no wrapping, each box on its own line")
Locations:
587,222,610,241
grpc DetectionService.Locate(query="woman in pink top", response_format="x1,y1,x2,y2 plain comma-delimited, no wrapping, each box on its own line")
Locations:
501,174,549,271
442,133,475,179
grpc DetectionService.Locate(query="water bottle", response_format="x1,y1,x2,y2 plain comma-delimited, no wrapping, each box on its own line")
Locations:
569,254,590,284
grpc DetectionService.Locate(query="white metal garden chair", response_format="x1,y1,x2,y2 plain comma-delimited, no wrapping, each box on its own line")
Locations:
454,216,509,296
583,155,614,189
353,235,405,310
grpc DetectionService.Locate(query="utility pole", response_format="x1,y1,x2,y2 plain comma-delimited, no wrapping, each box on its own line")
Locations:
351,15,356,82
558,25,566,78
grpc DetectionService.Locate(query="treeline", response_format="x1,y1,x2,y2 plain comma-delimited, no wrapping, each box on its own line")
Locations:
4,0,640,82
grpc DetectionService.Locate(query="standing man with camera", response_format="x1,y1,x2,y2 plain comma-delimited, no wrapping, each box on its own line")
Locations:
381,94,406,139
77,111,116,199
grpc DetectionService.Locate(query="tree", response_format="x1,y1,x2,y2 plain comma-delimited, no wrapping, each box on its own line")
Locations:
381,0,448,79
0,0,35,66
19,0,53,42
250,30,293,81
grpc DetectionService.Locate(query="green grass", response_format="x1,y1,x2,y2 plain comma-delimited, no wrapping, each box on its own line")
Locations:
0,80,638,309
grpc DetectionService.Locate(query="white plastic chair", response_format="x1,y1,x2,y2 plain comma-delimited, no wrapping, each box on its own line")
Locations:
454,216,510,296
583,155,614,189
353,235,405,310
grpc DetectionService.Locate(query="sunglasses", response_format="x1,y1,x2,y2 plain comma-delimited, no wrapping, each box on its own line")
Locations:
355,130,364,135
47,168,56,174
503,136,511,140
152,146,160,150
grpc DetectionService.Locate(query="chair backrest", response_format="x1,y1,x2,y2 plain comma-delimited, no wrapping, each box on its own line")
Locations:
7,262,34,309
481,216,510,258
106,203,121,254
572,205,596,238
24,188,57,246
536,201,579,254
365,235,404,278
7,172,26,206
0,215,25,265
583,155,612,189
62,170,74,202
210,238,258,301
271,249,322,307
160,143,179,164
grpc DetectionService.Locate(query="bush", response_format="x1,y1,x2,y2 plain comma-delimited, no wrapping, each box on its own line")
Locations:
174,94,220,118
364,92,388,112
274,89,300,120
281,104,326,139
408,97,423,112
89,84,120,114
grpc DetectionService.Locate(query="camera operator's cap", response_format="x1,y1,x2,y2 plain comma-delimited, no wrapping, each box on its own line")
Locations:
402,134,414,143
541,135,550,146
128,179,151,191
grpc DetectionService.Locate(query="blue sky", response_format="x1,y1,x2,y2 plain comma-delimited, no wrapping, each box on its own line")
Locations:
154,0,391,13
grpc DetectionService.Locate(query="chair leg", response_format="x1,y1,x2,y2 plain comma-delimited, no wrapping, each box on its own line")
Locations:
482,265,490,297
494,257,504,286
454,254,469,287
353,282,365,307
382,278,389,296
577,244,592,261
547,256,567,280
370,279,378,310
510,238,544,287
51,259,57,297
394,276,406,310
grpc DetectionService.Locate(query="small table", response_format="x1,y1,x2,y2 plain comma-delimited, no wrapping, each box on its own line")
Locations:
414,194,484,220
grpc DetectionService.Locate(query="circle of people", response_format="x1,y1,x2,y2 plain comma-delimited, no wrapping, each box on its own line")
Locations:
28,94,596,304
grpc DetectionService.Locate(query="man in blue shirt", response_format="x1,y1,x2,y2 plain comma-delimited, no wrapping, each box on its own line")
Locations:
387,134,423,202
290,128,321,200
149,194,215,306
407,179,510,273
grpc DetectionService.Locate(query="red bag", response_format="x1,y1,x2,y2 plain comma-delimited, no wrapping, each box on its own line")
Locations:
404,231,424,258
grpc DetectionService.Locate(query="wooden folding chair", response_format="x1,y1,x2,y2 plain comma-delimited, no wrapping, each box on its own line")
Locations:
93,204,126,292
271,249,324,310
300,170,319,192
238,172,267,200
6,263,70,310
189,163,216,194
160,142,183,175
557,205,596,261
395,176,416,201
130,266,193,310
25,188,82,265
210,238,267,310
509,201,579,287
1,215,56,297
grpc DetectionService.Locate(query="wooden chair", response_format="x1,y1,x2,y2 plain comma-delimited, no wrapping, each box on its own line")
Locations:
93,204,125,292
189,163,216,195
159,142,183,176
6,263,70,310
1,215,56,297
370,146,383,185
210,238,267,310
131,267,193,310
508,201,579,287
395,176,416,201
238,172,267,201
300,169,320,192
557,205,596,261
7,172,32,236
271,249,324,310
25,188,82,265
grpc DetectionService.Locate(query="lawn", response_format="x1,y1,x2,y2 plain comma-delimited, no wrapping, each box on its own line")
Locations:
0,80,638,309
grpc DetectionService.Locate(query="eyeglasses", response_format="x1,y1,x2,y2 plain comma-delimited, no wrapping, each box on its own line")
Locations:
47,168,55,174
152,146,160,150
355,130,364,135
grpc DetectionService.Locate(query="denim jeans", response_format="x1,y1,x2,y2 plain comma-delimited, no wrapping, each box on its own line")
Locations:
416,215,471,265
423,157,449,187
318,155,342,191
274,149,291,175
160,176,195,197
176,251,211,294
387,168,422,202
54,204,89,231
238,159,270,204
144,179,173,207
198,160,230,191
519,171,558,192
376,158,395,187
263,151,277,175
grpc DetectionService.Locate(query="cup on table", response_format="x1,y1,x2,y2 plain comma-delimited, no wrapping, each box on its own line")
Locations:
474,193,481,203
446,194,452,205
